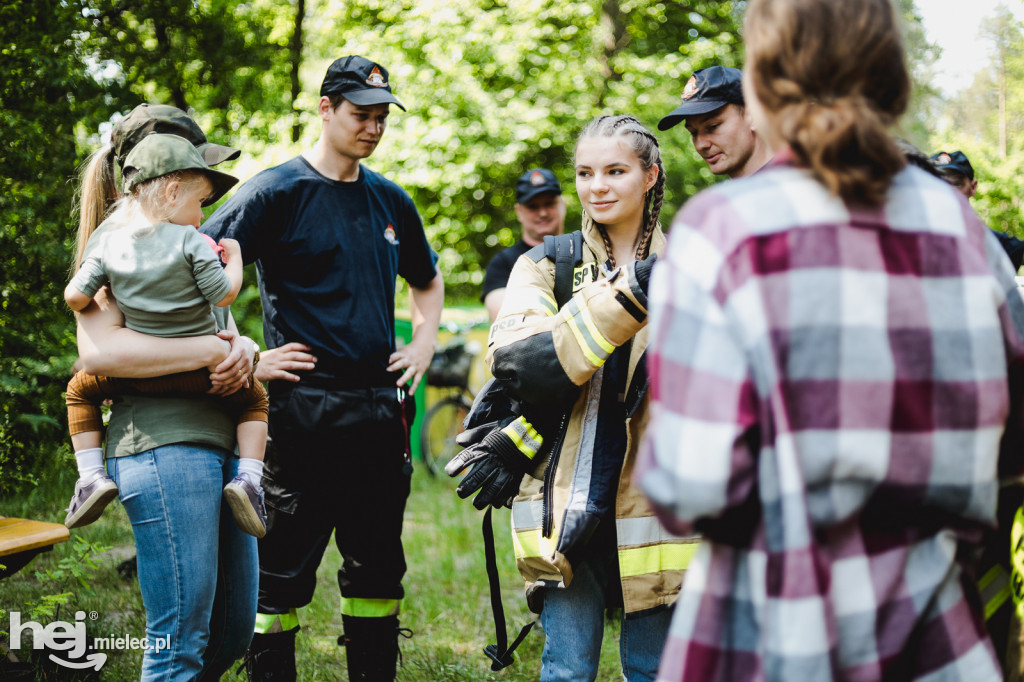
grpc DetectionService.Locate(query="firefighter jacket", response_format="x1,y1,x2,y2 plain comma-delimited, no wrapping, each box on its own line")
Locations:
487,224,696,616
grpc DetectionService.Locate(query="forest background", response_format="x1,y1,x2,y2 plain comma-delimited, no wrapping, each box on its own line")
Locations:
1,0,1022,492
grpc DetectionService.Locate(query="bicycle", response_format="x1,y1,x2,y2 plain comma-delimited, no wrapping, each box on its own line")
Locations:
419,320,484,477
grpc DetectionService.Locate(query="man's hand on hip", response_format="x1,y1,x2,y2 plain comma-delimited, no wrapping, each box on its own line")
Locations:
255,343,318,383
388,338,432,393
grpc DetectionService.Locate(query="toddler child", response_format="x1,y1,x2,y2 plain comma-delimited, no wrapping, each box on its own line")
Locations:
63,133,269,538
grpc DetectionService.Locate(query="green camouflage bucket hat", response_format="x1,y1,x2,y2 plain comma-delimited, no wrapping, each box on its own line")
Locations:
111,103,240,170
122,133,238,206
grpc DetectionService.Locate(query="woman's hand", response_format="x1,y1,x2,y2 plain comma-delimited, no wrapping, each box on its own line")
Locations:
254,343,317,383
208,329,254,395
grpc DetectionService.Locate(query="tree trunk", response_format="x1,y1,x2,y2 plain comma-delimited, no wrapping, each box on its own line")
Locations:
290,0,305,143
1000,59,1007,160
595,0,628,109
153,16,187,111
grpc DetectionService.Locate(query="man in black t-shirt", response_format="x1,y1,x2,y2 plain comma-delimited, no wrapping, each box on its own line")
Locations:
481,168,566,321
931,149,1024,271
203,55,443,681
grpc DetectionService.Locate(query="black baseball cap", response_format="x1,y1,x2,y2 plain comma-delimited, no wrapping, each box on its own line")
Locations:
658,66,745,131
515,168,562,203
320,55,406,111
111,103,240,170
930,151,974,181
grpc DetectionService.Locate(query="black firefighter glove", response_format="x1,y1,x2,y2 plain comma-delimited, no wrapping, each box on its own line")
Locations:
446,416,541,510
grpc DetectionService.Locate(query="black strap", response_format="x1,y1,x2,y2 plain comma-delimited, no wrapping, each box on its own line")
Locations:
482,507,536,670
544,230,584,308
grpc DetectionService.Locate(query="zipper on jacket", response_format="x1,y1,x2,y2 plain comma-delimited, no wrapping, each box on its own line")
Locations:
541,410,571,539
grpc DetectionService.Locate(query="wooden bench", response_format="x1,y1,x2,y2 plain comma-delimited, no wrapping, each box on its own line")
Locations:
0,516,70,579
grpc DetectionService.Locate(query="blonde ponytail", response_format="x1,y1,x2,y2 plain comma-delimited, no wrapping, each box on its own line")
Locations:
73,146,118,273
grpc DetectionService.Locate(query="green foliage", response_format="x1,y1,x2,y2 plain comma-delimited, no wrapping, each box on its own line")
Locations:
0,0,102,497
892,0,942,147
0,0,294,492
2,471,620,679
928,4,1024,237
0,536,108,638
0,0,938,489
306,0,746,298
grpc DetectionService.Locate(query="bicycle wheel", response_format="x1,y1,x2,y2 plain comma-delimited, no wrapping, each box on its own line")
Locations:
420,396,471,478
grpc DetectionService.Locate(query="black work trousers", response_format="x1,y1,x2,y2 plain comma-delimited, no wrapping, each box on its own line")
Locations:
256,378,414,616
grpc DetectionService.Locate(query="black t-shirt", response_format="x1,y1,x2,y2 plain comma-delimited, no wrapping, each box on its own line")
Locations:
480,240,532,302
202,157,438,377
992,228,1024,271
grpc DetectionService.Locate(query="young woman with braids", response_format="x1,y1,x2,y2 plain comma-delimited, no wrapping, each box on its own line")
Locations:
485,115,690,681
638,0,1024,680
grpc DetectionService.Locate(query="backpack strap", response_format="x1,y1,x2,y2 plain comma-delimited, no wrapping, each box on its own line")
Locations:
544,230,584,308
482,507,536,670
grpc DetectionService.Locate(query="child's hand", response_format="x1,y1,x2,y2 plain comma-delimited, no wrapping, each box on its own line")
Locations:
219,238,242,264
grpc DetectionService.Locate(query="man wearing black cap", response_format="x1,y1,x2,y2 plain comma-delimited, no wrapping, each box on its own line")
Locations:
481,168,566,321
930,148,1024,270
202,55,443,681
658,65,771,179
930,150,978,199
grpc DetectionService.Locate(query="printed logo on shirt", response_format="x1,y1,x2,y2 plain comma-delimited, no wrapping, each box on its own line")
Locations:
384,223,399,245
573,263,599,291
682,75,698,100
366,66,388,88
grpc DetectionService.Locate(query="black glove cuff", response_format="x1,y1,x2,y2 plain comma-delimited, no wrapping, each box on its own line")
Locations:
482,428,534,473
633,254,657,295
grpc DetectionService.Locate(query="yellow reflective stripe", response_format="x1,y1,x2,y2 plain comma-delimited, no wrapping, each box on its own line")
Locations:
339,596,401,618
513,529,558,561
502,417,543,459
1012,506,1024,623
619,542,697,578
576,304,615,356
536,290,557,316
565,299,613,366
254,610,300,634
980,565,1012,620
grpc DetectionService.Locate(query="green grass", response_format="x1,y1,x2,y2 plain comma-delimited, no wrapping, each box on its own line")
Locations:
2,459,628,680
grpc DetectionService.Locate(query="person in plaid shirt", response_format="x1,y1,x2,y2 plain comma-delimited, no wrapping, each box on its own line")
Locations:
637,0,1024,680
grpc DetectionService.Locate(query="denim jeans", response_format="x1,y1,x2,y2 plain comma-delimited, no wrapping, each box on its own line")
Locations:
108,444,258,681
540,548,672,682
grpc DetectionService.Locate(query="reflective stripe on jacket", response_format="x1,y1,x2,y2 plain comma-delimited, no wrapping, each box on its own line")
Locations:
488,225,695,616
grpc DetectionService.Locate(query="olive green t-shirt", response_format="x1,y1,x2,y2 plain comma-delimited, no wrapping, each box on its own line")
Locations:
102,305,237,459
104,394,237,459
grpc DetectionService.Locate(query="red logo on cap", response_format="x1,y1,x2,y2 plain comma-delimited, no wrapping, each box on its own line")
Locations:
682,75,698,100
937,153,951,165
530,171,546,186
366,66,388,88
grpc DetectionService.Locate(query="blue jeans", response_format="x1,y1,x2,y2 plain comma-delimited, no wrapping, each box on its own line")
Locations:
108,444,258,681
540,550,672,682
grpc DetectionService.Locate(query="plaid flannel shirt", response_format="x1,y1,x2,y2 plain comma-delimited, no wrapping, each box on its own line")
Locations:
637,158,1024,682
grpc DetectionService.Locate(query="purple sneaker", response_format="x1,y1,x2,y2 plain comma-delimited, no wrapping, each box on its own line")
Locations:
65,474,119,529
224,476,267,538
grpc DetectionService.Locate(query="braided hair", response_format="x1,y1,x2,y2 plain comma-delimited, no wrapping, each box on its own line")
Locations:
575,115,665,269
